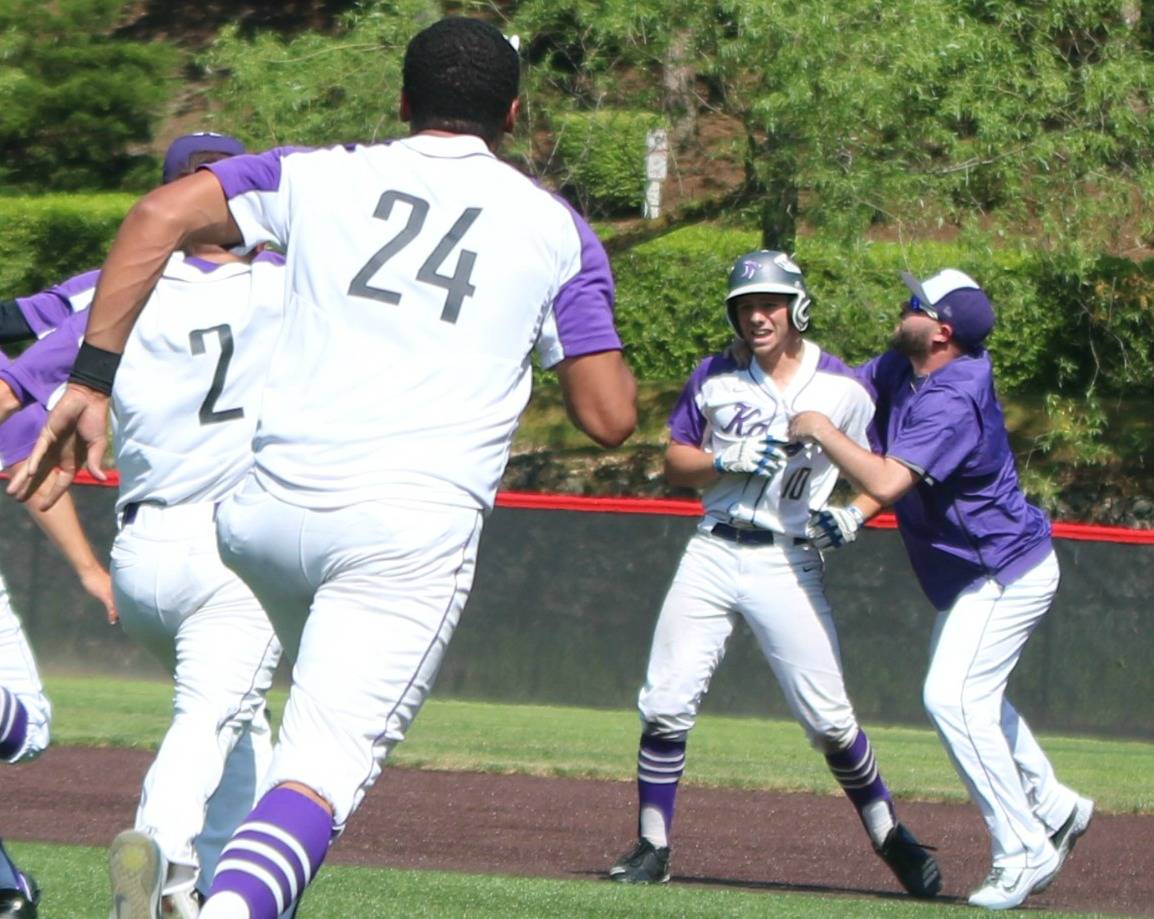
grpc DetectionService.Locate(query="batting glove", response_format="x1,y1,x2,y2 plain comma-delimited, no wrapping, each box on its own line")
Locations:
806,505,866,550
713,436,788,478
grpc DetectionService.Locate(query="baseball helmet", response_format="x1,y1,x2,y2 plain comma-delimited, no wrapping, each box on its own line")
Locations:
725,250,812,333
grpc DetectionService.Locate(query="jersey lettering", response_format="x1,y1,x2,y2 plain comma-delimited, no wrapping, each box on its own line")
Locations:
190,324,244,426
348,190,481,323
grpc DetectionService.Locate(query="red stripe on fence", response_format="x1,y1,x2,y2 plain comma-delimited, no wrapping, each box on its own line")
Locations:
4,474,1152,544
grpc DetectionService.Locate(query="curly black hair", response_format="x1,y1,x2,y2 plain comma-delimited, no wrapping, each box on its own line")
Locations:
403,17,520,145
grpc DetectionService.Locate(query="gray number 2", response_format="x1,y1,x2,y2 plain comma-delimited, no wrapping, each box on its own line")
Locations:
189,324,244,426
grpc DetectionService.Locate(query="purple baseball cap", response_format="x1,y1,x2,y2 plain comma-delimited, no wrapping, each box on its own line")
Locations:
162,132,246,184
901,268,995,349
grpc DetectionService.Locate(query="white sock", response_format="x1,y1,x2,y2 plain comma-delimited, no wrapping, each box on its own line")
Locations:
862,799,896,848
639,805,668,848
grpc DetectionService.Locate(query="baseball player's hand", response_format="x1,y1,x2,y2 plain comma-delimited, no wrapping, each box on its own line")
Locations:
713,436,788,477
6,383,110,509
806,505,865,550
789,410,835,444
80,566,119,625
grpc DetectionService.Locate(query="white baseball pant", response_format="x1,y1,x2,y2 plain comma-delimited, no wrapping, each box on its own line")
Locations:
0,570,51,762
111,501,281,896
638,531,858,752
215,477,482,829
923,550,1079,868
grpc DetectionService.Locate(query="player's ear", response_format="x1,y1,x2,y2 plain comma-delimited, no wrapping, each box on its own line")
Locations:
502,97,521,134
399,92,412,124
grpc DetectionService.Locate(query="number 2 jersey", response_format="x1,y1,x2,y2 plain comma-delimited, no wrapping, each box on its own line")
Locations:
0,252,286,515
669,340,874,538
203,135,623,512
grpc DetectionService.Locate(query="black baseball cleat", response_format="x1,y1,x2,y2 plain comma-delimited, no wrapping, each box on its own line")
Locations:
874,823,942,898
0,874,40,919
608,838,671,884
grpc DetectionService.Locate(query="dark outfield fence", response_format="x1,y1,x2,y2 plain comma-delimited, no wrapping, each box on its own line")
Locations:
2,482,1152,740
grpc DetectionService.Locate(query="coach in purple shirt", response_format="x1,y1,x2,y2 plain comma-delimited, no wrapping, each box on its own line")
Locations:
788,269,1093,911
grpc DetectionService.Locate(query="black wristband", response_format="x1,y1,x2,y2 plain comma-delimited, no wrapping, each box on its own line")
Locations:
0,299,35,343
68,341,122,395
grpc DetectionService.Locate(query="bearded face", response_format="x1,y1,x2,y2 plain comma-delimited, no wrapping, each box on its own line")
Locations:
891,316,935,359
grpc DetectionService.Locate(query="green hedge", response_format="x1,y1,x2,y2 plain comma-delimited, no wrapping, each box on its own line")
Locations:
553,110,665,217
613,227,1154,395
2,197,1152,399
0,194,134,296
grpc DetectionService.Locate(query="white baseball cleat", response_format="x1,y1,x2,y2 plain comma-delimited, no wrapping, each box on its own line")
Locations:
1032,794,1094,896
1051,795,1094,867
109,829,165,919
967,844,1060,911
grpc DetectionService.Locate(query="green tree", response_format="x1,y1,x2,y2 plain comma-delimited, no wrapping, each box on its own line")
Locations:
0,0,176,190
202,0,442,150
511,0,1154,251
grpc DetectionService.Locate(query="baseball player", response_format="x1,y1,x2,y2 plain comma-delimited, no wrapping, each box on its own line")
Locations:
608,250,941,899
1,366,118,919
788,268,1093,910
13,18,636,919
3,134,288,919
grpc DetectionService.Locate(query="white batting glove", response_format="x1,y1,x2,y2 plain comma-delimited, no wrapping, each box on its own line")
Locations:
712,436,788,478
806,505,865,549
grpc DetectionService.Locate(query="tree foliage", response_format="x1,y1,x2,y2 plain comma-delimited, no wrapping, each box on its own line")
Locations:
512,0,1154,252
202,0,441,149
0,0,176,191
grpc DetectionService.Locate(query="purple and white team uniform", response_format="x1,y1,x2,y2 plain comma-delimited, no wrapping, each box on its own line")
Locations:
0,353,52,764
5,251,288,904
191,136,623,919
14,269,98,337
633,341,903,856
859,348,1083,872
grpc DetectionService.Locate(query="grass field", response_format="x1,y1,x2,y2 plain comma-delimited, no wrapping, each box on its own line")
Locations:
12,675,1153,917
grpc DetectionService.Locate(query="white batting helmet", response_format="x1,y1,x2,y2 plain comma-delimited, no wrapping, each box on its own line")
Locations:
725,250,812,333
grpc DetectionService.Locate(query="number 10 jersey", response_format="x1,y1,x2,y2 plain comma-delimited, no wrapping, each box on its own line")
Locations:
669,341,875,538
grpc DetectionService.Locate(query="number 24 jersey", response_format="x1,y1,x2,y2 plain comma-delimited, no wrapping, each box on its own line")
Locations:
206,135,623,512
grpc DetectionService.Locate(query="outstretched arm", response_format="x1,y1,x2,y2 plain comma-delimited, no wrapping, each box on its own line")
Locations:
8,171,240,508
11,460,117,624
789,411,918,506
555,350,637,448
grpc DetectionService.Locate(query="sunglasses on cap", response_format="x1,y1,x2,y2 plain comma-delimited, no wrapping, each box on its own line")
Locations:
905,295,940,320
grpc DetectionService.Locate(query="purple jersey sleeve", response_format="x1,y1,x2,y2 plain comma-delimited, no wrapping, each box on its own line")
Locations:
550,206,622,358
887,385,981,483
204,147,310,250
668,354,738,446
0,311,86,408
0,353,48,469
15,269,100,337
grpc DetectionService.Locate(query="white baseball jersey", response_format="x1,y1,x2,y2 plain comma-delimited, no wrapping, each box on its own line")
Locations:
206,136,622,511
111,252,285,515
669,340,874,537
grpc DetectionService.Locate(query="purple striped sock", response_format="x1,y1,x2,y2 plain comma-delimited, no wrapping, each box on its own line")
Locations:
637,735,686,841
825,728,893,811
207,787,333,919
0,688,28,762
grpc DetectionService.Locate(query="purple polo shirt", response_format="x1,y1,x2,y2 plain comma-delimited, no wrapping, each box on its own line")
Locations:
0,352,47,469
858,349,1052,609
16,269,100,336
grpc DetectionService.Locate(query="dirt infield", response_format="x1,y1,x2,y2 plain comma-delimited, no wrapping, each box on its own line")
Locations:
6,746,1153,915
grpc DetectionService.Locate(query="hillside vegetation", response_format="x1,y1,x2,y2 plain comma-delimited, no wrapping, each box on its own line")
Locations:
1,0,1153,522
